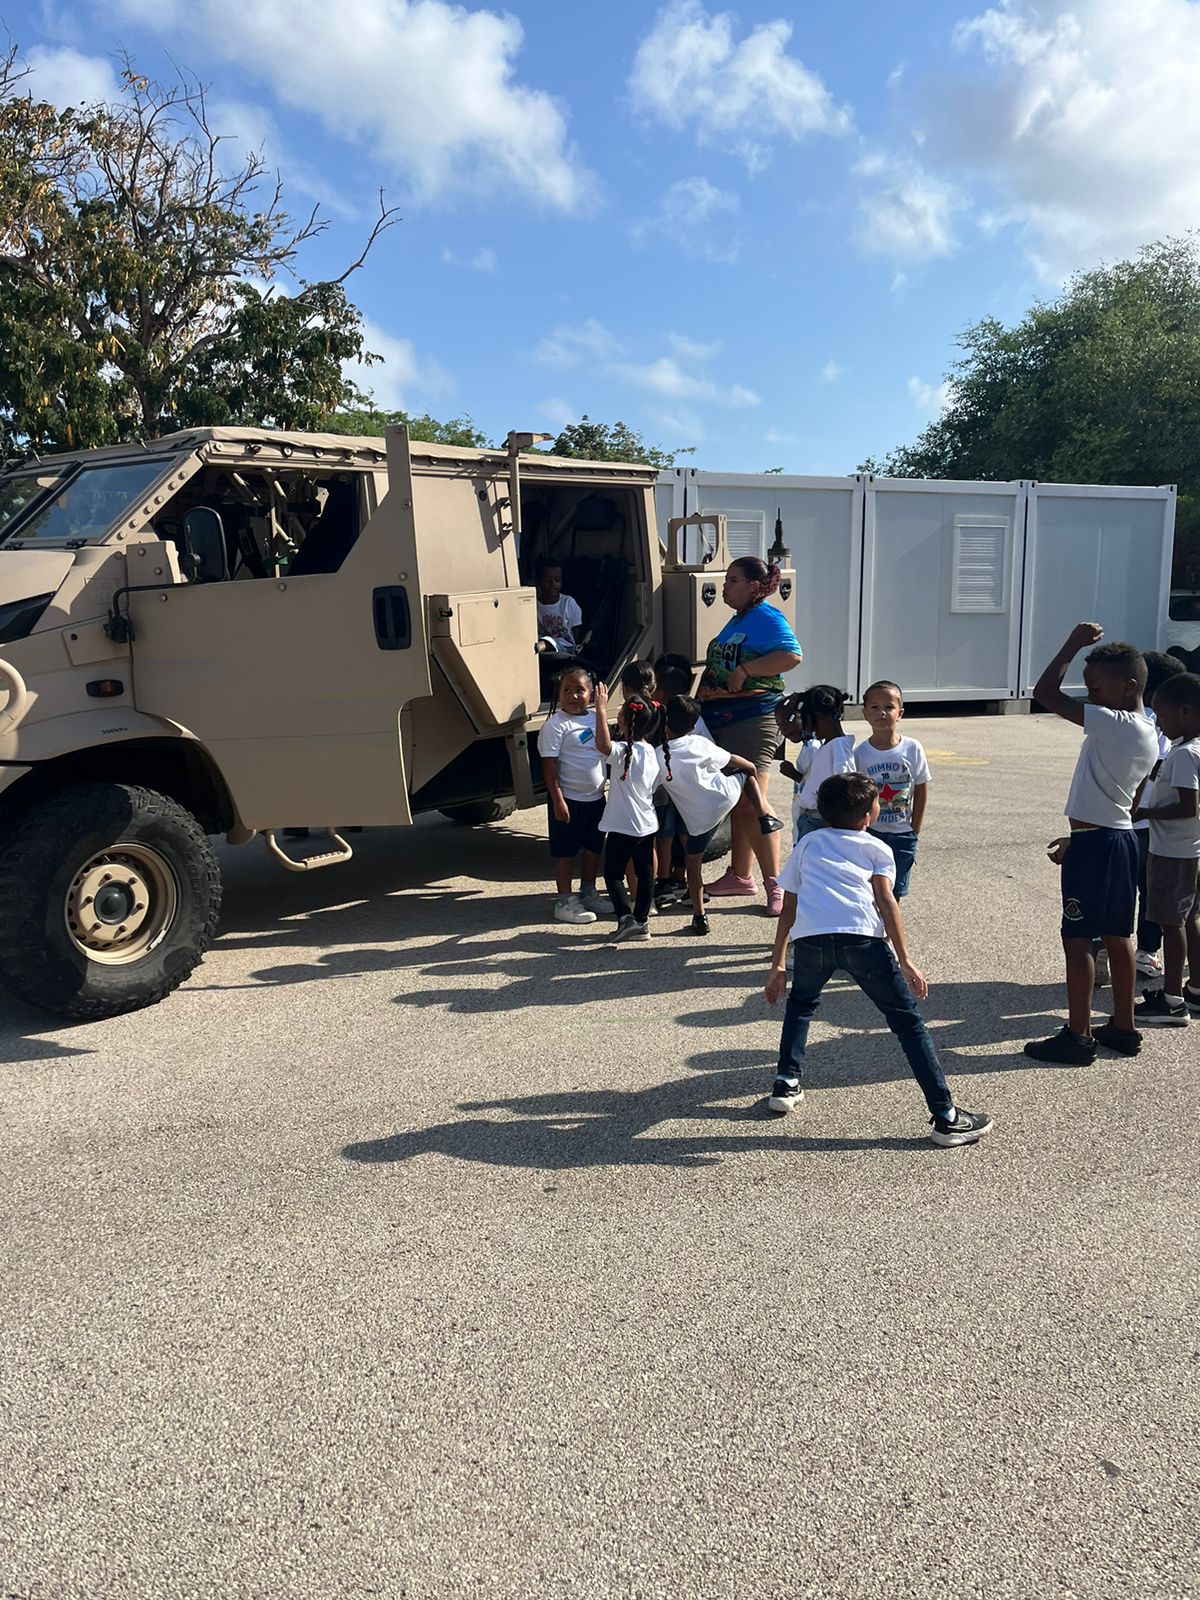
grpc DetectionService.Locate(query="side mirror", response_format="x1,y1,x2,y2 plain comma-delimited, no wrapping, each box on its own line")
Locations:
182,507,229,584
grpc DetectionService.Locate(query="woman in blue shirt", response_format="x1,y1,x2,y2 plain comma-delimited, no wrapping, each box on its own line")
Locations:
698,557,803,915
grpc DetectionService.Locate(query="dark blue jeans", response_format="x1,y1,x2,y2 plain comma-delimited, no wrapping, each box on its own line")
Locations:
776,934,953,1118
869,828,917,897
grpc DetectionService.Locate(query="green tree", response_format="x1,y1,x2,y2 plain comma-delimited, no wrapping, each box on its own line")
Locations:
0,51,396,453
319,399,491,447
547,415,688,469
864,237,1200,584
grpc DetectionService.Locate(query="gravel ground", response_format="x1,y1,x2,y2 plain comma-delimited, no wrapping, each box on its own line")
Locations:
2,712,1197,1600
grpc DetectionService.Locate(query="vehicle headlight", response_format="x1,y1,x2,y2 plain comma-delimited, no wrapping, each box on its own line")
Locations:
0,592,54,644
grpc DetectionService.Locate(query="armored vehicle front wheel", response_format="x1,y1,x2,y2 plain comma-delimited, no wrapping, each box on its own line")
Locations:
0,782,222,1020
439,797,518,826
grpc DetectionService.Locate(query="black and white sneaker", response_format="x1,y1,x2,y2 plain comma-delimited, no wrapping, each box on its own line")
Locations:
1134,990,1189,1027
612,914,639,941
1185,983,1200,1016
929,1108,993,1147
767,1078,803,1114
682,913,710,936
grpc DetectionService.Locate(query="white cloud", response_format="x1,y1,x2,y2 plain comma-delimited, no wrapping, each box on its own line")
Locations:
819,359,844,384
24,44,121,107
348,319,454,411
441,245,499,272
110,0,596,212
907,375,954,415
628,0,851,168
533,319,624,368
210,98,364,222
667,331,722,363
629,175,741,262
946,0,1200,276
765,426,801,446
856,153,957,262
537,397,579,433
653,408,704,442
609,355,760,409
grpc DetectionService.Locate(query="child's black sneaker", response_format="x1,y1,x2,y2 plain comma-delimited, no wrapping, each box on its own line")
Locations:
767,1078,803,1114
929,1107,992,1146
611,914,638,941
1134,989,1189,1027
1023,1025,1096,1064
758,814,784,835
682,913,710,936
1093,1018,1143,1055
1183,983,1200,1016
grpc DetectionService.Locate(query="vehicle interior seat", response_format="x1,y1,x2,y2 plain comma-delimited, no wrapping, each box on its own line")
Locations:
289,480,360,577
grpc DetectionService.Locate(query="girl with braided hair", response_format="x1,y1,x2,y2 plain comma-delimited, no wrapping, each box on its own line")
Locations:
594,681,666,941
784,685,855,844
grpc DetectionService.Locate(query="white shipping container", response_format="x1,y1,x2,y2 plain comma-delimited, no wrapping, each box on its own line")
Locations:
659,468,1176,703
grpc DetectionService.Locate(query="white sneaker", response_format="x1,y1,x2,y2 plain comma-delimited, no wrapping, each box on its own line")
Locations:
554,894,596,925
578,887,610,917
1136,949,1164,978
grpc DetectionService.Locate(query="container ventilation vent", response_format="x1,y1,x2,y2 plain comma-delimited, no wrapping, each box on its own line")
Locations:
951,518,1008,613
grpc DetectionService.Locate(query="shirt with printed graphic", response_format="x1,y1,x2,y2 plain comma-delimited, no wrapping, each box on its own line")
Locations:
701,601,802,728
854,736,931,834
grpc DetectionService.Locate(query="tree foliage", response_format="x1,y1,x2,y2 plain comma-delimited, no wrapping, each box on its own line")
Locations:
865,237,1200,583
546,415,687,469
0,48,397,454
319,400,491,447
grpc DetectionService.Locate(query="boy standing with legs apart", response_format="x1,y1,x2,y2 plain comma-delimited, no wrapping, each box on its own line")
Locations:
1025,624,1159,1063
764,773,991,1146
855,681,929,898
1133,672,1200,1025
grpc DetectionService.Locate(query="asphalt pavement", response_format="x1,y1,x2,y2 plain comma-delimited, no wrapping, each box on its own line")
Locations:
2,711,1197,1600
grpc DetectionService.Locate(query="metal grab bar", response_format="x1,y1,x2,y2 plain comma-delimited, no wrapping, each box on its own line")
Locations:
0,657,31,737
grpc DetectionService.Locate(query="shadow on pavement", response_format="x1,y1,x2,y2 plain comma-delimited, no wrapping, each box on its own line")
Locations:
341,974,1079,1173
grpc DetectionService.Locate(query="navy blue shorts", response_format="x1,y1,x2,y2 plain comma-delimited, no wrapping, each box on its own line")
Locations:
1060,827,1138,940
547,795,605,859
656,798,686,840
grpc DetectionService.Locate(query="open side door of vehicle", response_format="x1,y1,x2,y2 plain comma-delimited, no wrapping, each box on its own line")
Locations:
129,428,433,830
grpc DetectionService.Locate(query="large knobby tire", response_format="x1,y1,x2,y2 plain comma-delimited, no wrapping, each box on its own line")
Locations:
439,797,518,826
0,781,222,1021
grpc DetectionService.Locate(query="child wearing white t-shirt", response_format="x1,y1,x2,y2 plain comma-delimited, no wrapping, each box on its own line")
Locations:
595,682,665,941
534,557,584,655
538,666,610,926
784,681,857,844
855,679,930,899
763,770,991,1147
1133,672,1200,1024
1024,624,1160,1065
661,695,783,935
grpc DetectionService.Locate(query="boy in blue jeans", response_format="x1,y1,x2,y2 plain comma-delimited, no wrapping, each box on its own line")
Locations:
764,771,991,1147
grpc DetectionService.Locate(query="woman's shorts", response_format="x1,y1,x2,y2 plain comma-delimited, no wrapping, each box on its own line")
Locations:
1145,853,1200,926
547,795,605,859
712,713,780,773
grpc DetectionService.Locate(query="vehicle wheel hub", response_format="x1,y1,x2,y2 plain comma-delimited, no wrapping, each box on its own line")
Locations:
65,845,179,964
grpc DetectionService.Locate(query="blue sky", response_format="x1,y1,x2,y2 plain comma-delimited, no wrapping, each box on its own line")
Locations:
10,0,1200,471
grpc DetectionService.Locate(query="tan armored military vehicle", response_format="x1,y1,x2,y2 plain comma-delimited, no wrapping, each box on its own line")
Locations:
0,426,796,1019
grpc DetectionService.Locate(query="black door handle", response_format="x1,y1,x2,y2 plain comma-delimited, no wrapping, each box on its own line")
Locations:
373,586,411,650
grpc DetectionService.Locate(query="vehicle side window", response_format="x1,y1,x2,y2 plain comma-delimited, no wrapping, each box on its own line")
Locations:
164,470,365,581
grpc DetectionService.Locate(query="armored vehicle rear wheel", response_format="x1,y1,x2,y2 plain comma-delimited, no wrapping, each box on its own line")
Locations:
439,797,518,826
0,782,222,1020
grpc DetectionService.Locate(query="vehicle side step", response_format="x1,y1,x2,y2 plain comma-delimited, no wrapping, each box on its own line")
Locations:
262,829,354,872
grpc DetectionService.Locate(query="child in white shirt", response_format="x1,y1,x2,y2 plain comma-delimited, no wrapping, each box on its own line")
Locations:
1024,624,1160,1063
1133,671,1200,1024
763,770,991,1146
595,682,665,941
661,695,783,935
854,679,930,899
785,685,855,844
534,557,584,655
538,666,610,926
